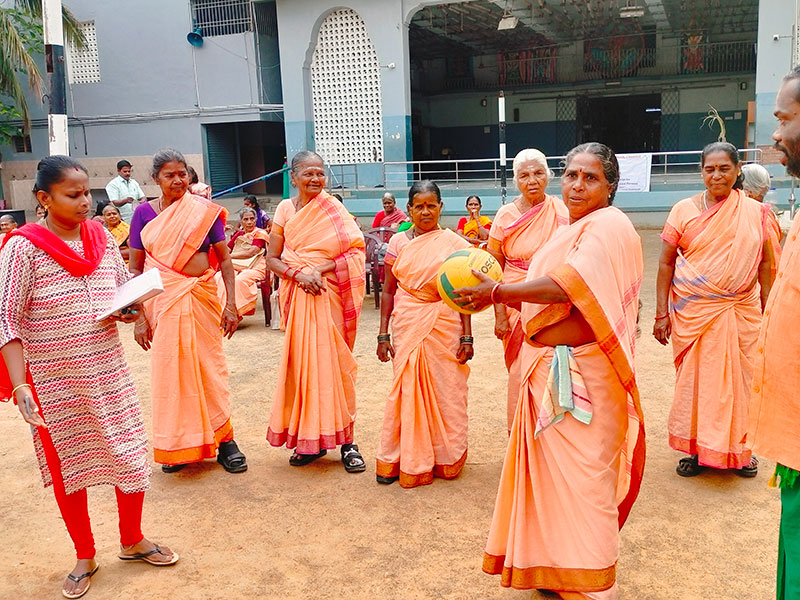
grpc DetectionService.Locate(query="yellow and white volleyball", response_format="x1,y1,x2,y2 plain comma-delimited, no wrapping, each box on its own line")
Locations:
437,248,503,314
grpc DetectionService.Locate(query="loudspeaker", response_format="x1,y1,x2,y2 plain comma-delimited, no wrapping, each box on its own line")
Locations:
187,28,204,47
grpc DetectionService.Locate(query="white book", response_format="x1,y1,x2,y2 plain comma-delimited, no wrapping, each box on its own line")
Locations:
96,268,164,320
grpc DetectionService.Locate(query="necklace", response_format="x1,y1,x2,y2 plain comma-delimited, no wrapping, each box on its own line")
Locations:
409,225,440,239
702,191,709,212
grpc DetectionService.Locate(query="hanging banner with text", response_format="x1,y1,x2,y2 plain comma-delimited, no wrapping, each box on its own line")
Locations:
616,153,652,192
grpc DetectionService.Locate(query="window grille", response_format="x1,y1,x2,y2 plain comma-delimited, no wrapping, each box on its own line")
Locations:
311,9,384,165
190,0,252,37
12,135,31,153
67,21,100,84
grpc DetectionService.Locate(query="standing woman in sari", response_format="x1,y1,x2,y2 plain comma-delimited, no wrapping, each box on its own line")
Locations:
488,148,568,428
375,180,474,487
266,151,367,472
456,195,492,246
129,148,247,474
215,207,268,317
653,142,779,478
456,143,645,598
0,156,177,600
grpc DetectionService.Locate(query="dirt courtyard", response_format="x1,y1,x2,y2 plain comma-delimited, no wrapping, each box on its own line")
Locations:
0,228,780,600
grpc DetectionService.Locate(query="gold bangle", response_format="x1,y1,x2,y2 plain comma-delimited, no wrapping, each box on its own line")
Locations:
12,383,31,396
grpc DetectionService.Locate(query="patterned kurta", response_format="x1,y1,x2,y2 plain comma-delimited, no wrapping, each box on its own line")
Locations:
0,231,150,495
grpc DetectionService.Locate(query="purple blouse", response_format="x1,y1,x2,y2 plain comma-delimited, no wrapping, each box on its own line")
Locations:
129,202,225,253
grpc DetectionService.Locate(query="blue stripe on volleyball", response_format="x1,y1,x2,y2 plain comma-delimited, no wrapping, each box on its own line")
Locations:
447,250,473,260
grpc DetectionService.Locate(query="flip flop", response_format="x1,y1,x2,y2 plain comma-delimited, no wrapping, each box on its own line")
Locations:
62,565,99,599
118,544,179,566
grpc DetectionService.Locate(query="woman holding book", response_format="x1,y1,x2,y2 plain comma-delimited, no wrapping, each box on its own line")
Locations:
0,156,177,599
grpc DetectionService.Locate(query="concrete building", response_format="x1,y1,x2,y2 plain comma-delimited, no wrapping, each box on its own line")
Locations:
1,0,798,214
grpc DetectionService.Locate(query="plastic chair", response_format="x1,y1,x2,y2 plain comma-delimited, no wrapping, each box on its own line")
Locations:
363,232,385,309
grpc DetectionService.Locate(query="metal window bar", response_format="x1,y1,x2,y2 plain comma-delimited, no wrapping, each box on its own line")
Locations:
190,0,253,37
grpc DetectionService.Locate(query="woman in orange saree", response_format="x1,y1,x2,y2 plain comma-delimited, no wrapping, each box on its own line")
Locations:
375,181,474,488
456,143,645,599
129,149,247,475
653,142,778,478
488,148,568,428
266,151,367,472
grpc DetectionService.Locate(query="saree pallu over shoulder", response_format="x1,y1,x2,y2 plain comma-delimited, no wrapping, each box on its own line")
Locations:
376,229,471,487
491,196,568,427
268,192,366,453
139,192,225,272
664,190,774,469
139,195,233,465
484,207,644,593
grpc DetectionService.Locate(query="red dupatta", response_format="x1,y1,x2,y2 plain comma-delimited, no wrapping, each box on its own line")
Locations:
0,220,108,401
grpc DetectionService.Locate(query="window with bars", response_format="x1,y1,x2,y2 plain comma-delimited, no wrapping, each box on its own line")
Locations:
12,135,32,153
190,0,253,37
67,20,100,84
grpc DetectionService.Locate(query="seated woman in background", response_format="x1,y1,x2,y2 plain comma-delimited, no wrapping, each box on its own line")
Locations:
372,192,409,230
103,204,131,262
243,195,271,230
215,207,269,317
457,195,492,246
187,166,212,200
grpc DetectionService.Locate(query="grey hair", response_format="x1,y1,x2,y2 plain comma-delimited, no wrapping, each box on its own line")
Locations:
382,192,396,202
741,163,771,198
512,148,551,185
563,142,620,203
239,206,257,218
151,148,187,179
290,150,324,173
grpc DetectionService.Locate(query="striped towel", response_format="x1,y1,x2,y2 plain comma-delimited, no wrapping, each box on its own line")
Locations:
534,345,593,438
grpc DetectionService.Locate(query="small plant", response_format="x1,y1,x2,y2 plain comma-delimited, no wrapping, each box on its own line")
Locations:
701,105,726,142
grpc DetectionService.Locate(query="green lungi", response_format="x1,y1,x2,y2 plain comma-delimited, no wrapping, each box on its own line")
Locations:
777,465,800,600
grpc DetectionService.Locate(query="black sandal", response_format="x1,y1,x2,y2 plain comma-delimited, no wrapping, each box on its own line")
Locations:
341,444,366,473
676,454,704,477
161,463,186,473
289,449,326,466
217,440,248,473
376,475,399,485
736,456,759,478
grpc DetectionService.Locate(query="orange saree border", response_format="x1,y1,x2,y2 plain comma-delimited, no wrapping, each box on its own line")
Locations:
154,419,233,465
376,449,468,489
482,553,616,592
547,263,646,528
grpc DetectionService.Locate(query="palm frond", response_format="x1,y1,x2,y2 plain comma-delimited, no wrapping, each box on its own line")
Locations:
12,0,86,48
0,8,43,128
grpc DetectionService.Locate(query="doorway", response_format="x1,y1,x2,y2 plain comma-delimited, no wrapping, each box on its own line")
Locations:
578,93,661,153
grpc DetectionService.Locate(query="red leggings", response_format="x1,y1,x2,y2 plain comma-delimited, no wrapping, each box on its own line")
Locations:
38,425,145,559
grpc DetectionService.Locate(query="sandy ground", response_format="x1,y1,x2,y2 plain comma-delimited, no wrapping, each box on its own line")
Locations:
0,228,780,600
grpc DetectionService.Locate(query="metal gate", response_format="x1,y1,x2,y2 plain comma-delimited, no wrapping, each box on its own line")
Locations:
205,123,240,192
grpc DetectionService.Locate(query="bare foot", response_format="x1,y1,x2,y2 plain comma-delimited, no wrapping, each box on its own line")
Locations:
62,558,98,598
119,537,178,565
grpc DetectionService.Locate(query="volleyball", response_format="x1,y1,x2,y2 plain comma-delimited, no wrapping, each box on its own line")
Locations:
437,248,503,314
